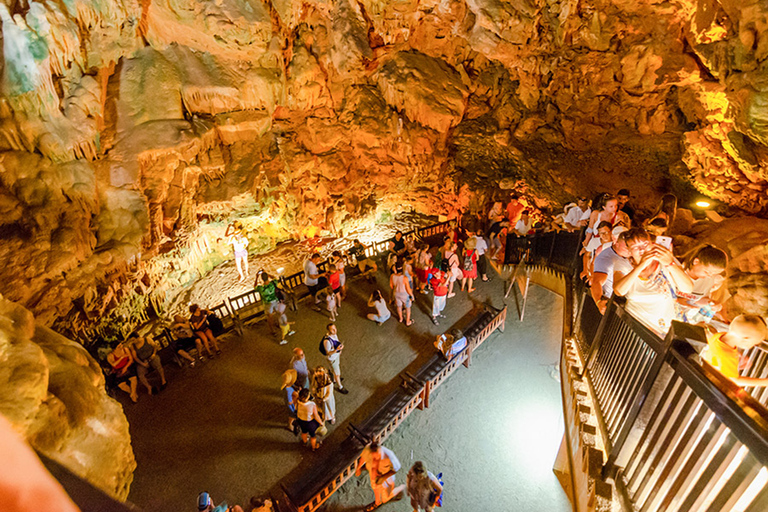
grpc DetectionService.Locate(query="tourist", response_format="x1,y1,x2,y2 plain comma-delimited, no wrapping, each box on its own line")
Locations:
129,334,166,395
106,341,138,403
386,252,399,276
321,324,348,394
321,287,338,321
311,366,336,425
304,253,324,312
488,200,504,225
247,497,275,512
389,230,407,256
677,245,728,323
702,314,768,387
355,441,406,511
277,303,295,346
583,194,629,248
647,193,677,231
467,229,489,282
460,237,478,292
281,369,299,432
170,314,203,366
514,210,533,236
403,253,415,293
415,243,433,293
506,194,524,225
349,239,377,281
367,290,391,325
255,271,280,336
617,188,635,221
580,220,613,283
290,348,310,389
189,304,221,358
429,262,449,325
444,242,461,298
487,219,508,261
613,240,693,335
330,251,347,300
390,263,415,326
404,233,417,255
564,197,590,231
327,263,343,309
590,228,650,314
295,388,325,451
225,221,250,283
197,491,244,512
406,461,443,512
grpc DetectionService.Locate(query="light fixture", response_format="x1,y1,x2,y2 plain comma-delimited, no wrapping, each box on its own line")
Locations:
695,200,711,208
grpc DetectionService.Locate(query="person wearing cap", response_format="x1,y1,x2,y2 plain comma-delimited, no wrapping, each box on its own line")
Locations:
281,369,300,432
197,492,244,512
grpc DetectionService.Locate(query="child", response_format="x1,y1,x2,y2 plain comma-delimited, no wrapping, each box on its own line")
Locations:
429,263,449,326
277,303,295,345
702,314,768,387
321,288,338,321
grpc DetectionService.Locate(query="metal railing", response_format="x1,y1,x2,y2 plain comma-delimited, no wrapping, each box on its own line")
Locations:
512,228,768,512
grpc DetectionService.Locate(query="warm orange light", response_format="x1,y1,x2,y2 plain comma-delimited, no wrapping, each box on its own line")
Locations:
695,200,711,208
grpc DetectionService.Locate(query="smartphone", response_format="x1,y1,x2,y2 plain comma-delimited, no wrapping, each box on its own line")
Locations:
655,235,673,249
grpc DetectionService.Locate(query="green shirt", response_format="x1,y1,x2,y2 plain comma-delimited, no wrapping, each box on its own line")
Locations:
256,280,278,303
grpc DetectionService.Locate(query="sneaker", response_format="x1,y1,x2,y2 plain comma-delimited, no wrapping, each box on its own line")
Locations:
189,361,196,368
439,314,447,318
288,330,296,336
432,317,439,325
337,387,349,394
447,293,456,298
279,339,288,345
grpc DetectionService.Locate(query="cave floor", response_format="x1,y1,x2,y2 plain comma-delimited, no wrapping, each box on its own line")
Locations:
123,268,570,512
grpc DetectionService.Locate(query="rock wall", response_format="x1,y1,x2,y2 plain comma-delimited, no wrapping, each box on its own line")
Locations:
0,294,135,500
0,0,767,330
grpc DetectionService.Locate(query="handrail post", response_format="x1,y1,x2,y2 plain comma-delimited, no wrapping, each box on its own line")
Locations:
585,298,616,371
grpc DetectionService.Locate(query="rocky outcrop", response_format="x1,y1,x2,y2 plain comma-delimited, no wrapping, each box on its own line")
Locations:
0,295,135,500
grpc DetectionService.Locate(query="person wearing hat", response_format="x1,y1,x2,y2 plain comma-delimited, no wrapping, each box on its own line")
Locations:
459,237,478,293
281,369,300,433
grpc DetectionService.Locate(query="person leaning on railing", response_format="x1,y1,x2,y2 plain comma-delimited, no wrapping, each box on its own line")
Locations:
591,228,649,314
702,314,768,387
613,241,693,336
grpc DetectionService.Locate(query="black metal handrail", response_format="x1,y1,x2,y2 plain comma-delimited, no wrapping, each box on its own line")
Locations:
516,227,768,511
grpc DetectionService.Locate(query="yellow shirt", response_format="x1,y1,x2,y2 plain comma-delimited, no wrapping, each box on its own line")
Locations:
702,332,740,379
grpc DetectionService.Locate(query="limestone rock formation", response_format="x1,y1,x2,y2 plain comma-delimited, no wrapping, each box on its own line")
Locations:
0,295,135,500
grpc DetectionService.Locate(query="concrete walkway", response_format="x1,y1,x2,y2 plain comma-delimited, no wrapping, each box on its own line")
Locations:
123,268,570,511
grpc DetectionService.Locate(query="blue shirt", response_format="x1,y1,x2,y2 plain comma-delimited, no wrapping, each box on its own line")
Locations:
292,358,309,388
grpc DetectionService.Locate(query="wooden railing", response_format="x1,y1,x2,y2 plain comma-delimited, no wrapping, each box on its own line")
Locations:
279,305,507,512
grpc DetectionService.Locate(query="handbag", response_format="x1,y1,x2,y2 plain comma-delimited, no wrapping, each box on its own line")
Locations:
316,424,328,437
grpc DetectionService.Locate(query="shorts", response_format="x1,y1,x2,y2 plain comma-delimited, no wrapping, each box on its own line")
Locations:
296,418,320,437
235,249,248,259
332,286,341,295
449,267,462,282
394,292,412,308
339,273,346,287
306,283,320,297
175,337,198,352
328,356,341,377
265,300,279,314
114,365,137,384
281,323,290,338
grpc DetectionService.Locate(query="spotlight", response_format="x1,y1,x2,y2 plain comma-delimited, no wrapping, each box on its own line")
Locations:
694,200,711,209
276,267,285,275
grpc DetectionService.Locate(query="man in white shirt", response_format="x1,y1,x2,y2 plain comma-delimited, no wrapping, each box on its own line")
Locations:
356,441,405,510
322,323,348,394
564,197,590,231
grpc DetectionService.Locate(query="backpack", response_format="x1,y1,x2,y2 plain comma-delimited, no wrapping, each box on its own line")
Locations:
319,335,339,356
462,250,474,271
207,312,224,336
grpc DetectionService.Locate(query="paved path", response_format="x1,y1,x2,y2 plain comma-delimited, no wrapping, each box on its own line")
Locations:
124,268,570,512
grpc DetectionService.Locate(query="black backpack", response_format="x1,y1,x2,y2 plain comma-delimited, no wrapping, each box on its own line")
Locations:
207,312,224,336
319,335,339,356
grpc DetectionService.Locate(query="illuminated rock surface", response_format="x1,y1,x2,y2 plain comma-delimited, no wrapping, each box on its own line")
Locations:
0,295,135,499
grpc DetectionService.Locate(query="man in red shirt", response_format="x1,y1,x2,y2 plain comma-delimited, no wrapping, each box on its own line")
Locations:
429,265,449,325
506,194,524,225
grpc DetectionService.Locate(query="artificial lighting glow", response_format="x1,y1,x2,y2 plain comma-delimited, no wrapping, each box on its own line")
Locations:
276,267,285,275
695,200,711,208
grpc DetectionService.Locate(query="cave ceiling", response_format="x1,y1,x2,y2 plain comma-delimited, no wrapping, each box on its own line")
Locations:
1,0,767,328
